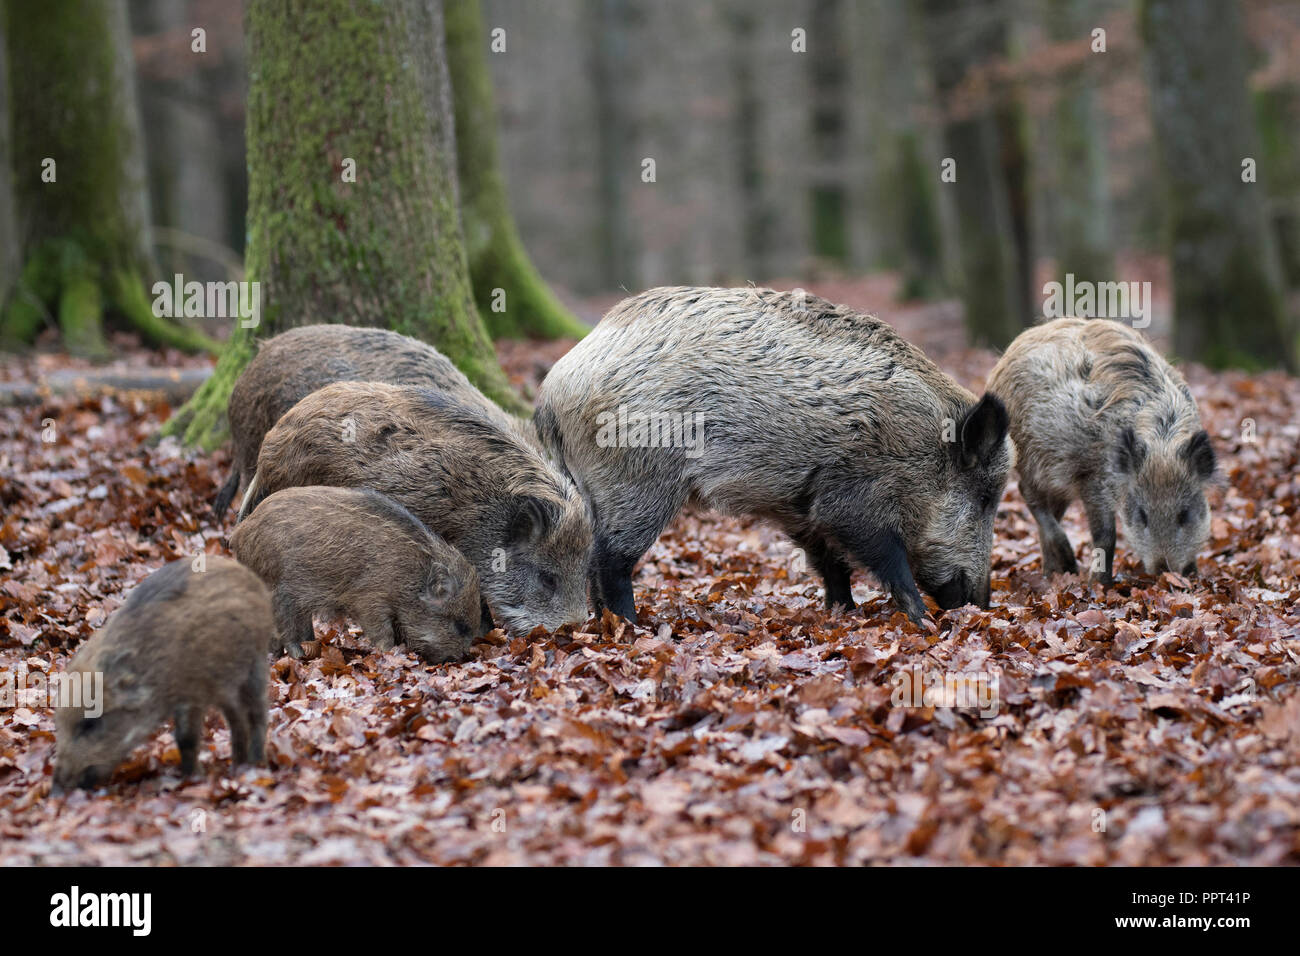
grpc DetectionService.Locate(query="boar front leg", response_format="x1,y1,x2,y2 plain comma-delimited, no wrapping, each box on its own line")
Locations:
238,667,267,766
174,705,202,776
360,613,396,651
832,524,927,624
1081,492,1116,585
790,529,855,611
592,536,639,622
1022,482,1077,576
221,698,251,768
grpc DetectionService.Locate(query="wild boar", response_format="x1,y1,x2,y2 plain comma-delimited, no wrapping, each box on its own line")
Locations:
229,485,481,662
534,286,1013,624
238,382,592,635
214,324,507,517
53,557,271,790
986,317,1216,582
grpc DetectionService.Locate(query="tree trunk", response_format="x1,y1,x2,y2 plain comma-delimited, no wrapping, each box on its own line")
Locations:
0,14,18,306
1045,0,1113,287
1140,0,1295,369
0,0,215,356
444,0,587,340
165,0,525,450
921,0,1027,347
1254,84,1300,291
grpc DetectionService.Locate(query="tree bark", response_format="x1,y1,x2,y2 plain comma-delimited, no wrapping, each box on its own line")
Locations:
444,0,587,340
1140,0,1295,369
165,0,525,450
1045,0,1113,287
921,0,1028,347
0,14,18,307
0,0,214,356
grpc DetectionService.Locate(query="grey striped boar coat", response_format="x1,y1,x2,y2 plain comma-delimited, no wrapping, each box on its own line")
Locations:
534,286,1013,624
53,557,272,790
986,318,1215,581
229,486,481,662
239,382,592,636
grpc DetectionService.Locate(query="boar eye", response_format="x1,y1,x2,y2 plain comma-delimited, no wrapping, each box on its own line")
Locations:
1136,506,1149,527
454,619,472,639
1177,507,1190,526
76,717,98,736
539,570,558,592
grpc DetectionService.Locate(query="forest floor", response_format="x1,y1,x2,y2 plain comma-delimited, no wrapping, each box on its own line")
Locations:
2,283,1298,865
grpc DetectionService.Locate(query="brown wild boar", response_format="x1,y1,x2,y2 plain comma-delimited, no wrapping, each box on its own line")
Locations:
214,324,509,516
534,286,1013,624
53,557,272,791
986,317,1216,582
238,382,592,635
229,485,481,662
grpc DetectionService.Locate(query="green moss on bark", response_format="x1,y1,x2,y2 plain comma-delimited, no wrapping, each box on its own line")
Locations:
166,0,526,448
445,0,588,341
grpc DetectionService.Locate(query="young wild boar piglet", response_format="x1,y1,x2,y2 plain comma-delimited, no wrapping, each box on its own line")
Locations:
53,557,272,791
215,324,515,516
238,383,592,636
986,318,1216,582
534,286,1013,624
229,485,481,662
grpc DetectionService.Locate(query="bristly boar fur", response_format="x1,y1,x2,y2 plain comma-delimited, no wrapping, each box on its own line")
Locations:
534,286,1014,624
215,324,508,517
986,317,1216,581
53,557,272,791
238,382,592,635
229,486,481,662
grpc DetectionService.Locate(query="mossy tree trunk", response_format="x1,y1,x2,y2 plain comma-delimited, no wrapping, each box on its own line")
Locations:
444,0,587,340
0,0,215,356
165,0,526,450
1254,84,1300,290
1046,0,1114,287
0,15,17,307
1141,0,1296,370
921,0,1028,348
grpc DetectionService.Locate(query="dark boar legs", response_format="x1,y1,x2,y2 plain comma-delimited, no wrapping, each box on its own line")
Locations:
592,536,639,622
1023,484,1077,576
833,524,927,623
174,705,202,775
791,531,855,611
1082,493,1116,585
272,591,313,658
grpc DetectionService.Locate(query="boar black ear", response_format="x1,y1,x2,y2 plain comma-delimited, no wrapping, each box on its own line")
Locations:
1181,429,1216,481
1115,426,1147,474
956,394,1010,470
507,496,555,546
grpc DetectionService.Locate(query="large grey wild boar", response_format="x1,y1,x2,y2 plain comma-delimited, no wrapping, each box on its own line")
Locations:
229,485,481,662
986,317,1216,582
214,324,506,516
238,382,592,635
534,286,1014,624
53,557,272,791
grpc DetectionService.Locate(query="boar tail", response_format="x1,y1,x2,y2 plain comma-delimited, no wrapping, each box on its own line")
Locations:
213,468,241,518
236,472,266,524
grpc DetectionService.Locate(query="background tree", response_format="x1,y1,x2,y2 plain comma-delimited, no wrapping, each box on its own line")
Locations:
920,0,1031,348
1141,0,1296,369
445,0,588,339
0,0,214,356
0,14,17,308
165,0,524,450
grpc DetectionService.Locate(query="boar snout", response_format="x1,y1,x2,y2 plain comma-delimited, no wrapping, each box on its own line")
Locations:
927,571,991,612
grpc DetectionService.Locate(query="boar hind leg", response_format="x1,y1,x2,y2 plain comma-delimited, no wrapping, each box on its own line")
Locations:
174,705,203,776
478,599,494,637
238,669,267,766
1082,495,1116,585
272,591,313,658
792,531,854,611
833,524,926,624
1023,484,1077,576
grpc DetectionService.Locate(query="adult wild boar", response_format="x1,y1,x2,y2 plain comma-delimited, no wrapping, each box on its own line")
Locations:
230,485,481,662
534,286,1013,624
214,324,507,516
53,557,272,791
987,317,1216,582
238,382,592,635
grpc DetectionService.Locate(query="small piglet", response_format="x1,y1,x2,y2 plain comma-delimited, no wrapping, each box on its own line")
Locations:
229,485,481,663
53,557,272,791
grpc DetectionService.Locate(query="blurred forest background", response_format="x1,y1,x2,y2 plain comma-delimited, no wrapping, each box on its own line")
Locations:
2,0,1300,414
